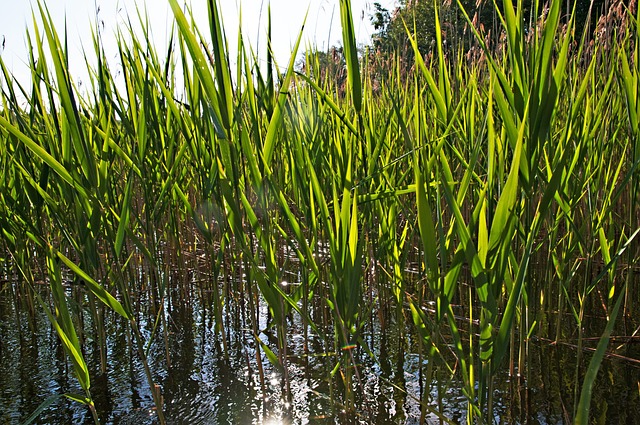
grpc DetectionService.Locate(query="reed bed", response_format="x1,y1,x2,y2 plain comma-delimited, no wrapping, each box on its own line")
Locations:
1,0,639,423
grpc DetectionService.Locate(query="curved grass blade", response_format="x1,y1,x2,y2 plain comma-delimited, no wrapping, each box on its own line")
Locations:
54,247,131,319
20,394,63,425
574,281,627,424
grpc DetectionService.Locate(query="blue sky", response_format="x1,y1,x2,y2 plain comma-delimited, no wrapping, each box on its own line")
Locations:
0,0,395,91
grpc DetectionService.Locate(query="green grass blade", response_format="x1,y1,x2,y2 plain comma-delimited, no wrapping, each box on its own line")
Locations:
574,282,626,424
168,0,226,139
20,394,63,425
0,115,86,198
339,0,362,114
54,248,131,319
263,18,306,168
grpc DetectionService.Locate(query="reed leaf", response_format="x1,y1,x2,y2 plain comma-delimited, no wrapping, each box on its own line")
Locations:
338,0,362,114
54,247,131,319
263,20,305,169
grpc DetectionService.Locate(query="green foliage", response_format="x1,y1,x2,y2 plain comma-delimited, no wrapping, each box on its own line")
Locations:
370,0,613,60
371,0,496,56
1,0,639,423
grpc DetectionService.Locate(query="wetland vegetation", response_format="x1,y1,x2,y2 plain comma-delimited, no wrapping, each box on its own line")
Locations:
1,0,639,423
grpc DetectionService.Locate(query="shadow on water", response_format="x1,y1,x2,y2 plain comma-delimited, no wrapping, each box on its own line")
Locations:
1,270,639,424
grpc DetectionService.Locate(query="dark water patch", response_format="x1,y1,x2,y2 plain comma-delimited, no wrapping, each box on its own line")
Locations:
1,276,639,424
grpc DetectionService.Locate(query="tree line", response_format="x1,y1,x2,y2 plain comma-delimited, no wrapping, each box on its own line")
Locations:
370,0,613,56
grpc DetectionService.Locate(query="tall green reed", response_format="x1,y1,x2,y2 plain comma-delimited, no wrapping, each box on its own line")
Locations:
1,0,639,423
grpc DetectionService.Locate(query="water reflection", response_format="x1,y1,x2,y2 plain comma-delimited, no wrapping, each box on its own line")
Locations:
1,282,639,424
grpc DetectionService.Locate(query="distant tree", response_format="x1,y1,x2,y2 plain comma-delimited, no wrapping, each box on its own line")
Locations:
369,0,614,59
371,0,434,56
370,0,498,57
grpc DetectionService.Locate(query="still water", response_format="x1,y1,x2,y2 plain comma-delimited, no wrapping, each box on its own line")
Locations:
1,279,639,424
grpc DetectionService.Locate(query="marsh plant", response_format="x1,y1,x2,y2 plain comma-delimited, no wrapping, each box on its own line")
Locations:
1,0,639,423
